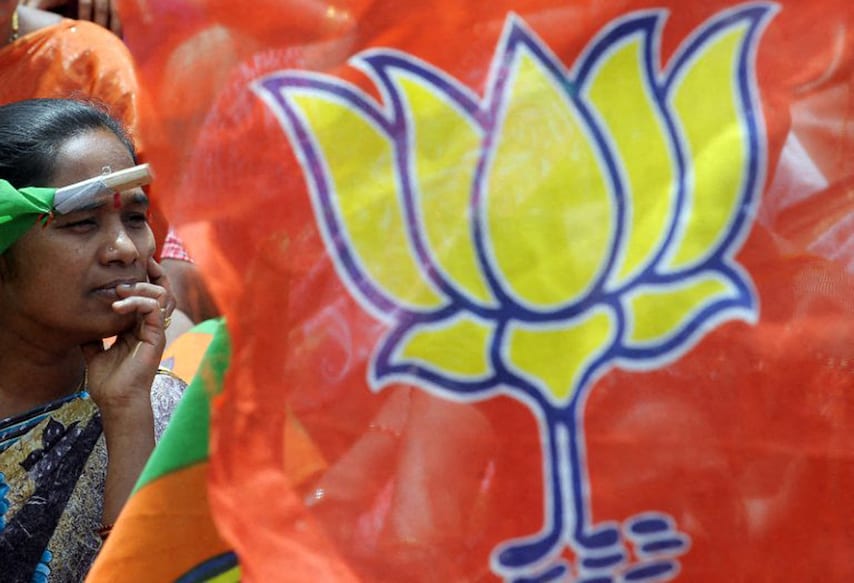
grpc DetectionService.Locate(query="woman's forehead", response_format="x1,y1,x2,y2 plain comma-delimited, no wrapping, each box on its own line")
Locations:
50,130,135,189
62,189,150,215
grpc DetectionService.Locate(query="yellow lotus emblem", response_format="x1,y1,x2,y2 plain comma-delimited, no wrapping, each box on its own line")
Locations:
257,4,774,580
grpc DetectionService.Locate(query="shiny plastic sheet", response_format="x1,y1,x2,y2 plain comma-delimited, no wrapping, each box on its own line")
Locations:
104,1,852,581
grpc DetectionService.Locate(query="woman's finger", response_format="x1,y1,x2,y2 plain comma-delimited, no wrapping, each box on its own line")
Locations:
112,296,163,331
112,295,160,315
112,295,167,346
114,275,176,317
115,282,170,306
147,257,170,287
147,258,177,314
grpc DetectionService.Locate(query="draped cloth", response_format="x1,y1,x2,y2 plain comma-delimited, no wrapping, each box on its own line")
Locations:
92,1,853,581
0,394,102,583
0,19,139,141
0,374,185,582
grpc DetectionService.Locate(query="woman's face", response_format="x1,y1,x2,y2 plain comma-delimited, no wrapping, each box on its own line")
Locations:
0,128,155,342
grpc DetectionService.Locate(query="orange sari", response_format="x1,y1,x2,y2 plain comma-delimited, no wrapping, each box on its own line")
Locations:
0,19,139,138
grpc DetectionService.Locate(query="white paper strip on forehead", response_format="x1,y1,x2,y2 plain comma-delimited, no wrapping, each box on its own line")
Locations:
52,163,152,214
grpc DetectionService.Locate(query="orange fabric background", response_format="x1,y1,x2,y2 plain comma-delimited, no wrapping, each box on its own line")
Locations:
117,1,853,580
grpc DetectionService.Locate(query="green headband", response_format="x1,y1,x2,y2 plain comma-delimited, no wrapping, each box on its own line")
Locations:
0,180,55,254
0,164,152,254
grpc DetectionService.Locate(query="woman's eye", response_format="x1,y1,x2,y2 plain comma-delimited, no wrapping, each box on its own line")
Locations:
125,212,149,227
63,218,97,231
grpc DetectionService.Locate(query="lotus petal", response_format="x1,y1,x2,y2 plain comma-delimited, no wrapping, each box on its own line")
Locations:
623,272,737,347
290,91,446,312
584,30,677,288
483,44,615,310
388,69,496,307
390,314,495,380
665,21,756,271
504,307,616,406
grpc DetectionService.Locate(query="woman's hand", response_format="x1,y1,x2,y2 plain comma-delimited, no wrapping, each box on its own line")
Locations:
81,257,175,525
81,257,175,414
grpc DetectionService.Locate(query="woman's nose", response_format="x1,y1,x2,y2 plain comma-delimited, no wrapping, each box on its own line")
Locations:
100,226,140,265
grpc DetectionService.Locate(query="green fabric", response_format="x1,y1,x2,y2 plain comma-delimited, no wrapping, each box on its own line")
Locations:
0,180,56,253
189,318,223,335
134,318,231,492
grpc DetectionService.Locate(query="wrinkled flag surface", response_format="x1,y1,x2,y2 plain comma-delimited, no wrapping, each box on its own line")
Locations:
90,1,852,581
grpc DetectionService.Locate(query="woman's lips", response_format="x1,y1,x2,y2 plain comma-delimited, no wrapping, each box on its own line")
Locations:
91,279,141,300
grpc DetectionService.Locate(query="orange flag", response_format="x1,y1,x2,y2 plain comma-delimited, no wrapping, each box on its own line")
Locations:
100,1,853,581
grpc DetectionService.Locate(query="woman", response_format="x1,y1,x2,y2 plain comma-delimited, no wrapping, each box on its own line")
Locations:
0,98,184,581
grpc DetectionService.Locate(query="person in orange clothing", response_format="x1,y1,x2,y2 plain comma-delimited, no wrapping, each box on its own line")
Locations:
0,4,137,149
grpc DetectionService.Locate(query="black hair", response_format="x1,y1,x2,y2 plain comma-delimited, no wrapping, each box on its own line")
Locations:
0,98,136,189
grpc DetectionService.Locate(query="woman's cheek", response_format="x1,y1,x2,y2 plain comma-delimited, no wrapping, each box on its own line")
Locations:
140,227,157,260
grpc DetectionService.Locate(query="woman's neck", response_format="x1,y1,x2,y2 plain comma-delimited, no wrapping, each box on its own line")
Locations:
0,327,87,420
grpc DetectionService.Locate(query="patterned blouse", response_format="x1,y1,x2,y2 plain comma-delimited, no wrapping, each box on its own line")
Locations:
0,371,185,582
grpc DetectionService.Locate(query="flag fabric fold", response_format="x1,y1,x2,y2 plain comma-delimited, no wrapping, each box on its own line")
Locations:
91,1,853,581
